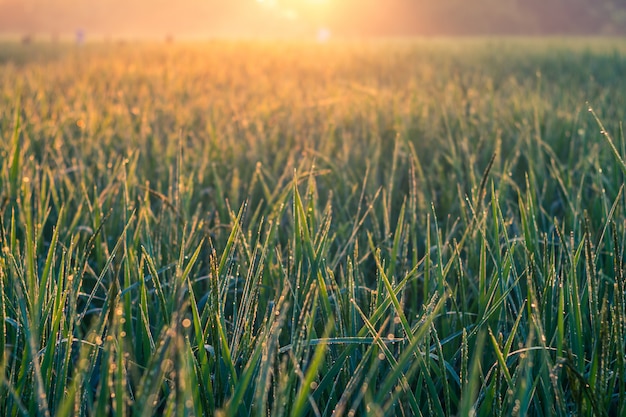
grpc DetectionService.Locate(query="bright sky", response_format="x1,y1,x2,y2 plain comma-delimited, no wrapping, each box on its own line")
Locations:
1,0,606,38
255,0,332,21
0,0,350,38
0,0,427,39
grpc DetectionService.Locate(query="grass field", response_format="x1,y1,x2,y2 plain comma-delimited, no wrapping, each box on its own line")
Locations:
1,38,626,416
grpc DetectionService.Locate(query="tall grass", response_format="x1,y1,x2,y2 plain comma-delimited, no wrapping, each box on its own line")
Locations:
1,38,626,415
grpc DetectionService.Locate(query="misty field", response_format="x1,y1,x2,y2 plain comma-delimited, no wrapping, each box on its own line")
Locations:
1,38,626,416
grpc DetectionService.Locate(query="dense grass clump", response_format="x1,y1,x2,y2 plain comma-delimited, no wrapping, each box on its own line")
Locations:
1,38,626,416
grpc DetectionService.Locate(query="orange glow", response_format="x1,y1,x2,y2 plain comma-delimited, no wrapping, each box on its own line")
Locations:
256,0,336,29
0,0,617,39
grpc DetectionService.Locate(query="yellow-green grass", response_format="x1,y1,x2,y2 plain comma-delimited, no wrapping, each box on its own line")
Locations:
1,38,626,416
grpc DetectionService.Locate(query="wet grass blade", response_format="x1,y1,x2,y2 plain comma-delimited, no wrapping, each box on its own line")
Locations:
9,101,21,201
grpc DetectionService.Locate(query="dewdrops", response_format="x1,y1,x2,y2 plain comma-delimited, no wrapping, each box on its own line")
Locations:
161,359,174,373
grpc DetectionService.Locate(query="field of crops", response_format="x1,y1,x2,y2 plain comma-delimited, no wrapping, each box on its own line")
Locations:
1,38,626,416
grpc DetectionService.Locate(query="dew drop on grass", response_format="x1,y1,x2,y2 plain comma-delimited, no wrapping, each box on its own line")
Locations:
161,359,174,372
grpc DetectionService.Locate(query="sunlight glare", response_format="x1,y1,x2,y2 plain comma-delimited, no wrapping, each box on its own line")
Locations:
317,27,331,42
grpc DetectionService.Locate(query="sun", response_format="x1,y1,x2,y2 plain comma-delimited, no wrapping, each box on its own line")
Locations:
289,0,334,19
256,0,333,11
254,0,336,38
256,0,331,5
256,0,335,24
